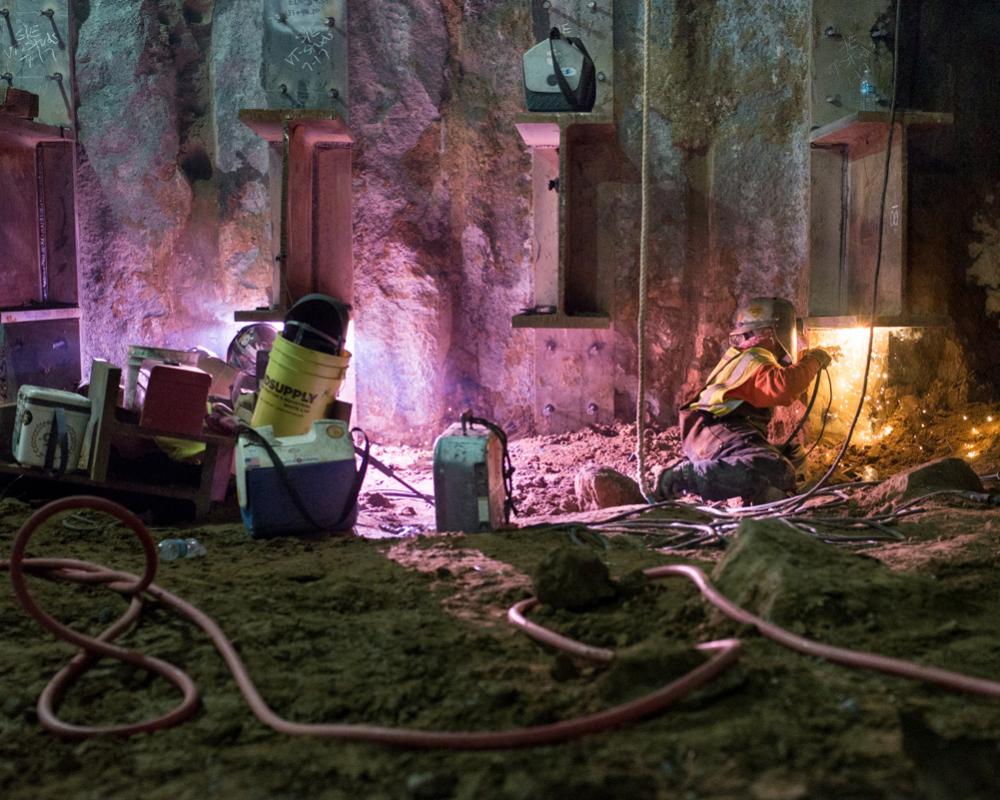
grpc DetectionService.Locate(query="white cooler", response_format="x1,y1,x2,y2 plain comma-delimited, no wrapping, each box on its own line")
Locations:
12,386,92,472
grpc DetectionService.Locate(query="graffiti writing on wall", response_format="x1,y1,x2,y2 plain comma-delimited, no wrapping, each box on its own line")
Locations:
284,30,333,72
2,22,60,70
287,0,325,18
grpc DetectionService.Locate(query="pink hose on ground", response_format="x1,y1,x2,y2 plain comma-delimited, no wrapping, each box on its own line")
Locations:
6,496,1000,747
3,496,740,747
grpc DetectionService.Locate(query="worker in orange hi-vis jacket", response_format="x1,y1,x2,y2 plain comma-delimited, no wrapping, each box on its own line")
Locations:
655,297,834,505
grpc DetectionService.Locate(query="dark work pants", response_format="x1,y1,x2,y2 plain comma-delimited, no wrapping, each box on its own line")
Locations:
680,411,797,503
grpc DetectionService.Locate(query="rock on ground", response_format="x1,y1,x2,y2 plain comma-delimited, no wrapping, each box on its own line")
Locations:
532,547,617,610
574,466,645,510
865,457,984,510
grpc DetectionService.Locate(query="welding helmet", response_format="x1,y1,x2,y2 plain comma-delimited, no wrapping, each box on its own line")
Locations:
227,323,277,373
730,297,798,361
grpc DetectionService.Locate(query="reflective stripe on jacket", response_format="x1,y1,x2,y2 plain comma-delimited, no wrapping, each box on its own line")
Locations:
686,346,779,417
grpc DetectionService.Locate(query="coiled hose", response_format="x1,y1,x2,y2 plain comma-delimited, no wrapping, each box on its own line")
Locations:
5,496,1000,747
2,496,738,746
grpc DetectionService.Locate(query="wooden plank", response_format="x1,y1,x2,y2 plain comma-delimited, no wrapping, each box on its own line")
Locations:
38,141,78,305
234,308,286,322
0,402,15,461
85,359,120,482
530,148,560,308
0,114,73,145
0,460,209,505
810,111,953,150
312,143,353,304
512,312,610,329
239,109,352,144
0,305,81,324
564,123,616,316
808,147,848,316
806,313,951,329
844,128,904,316
0,87,39,118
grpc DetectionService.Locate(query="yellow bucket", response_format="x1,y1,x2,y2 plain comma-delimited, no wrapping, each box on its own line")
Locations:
251,336,351,436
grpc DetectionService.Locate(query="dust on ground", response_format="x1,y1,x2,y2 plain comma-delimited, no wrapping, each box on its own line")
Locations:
2,402,1000,800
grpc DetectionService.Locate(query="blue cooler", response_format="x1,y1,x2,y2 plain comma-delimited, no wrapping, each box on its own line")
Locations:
236,419,359,537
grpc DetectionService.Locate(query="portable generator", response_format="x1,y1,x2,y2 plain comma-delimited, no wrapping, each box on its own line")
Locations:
522,27,596,112
236,419,362,538
432,414,516,533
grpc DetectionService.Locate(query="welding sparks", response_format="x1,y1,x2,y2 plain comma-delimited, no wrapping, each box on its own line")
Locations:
806,326,904,443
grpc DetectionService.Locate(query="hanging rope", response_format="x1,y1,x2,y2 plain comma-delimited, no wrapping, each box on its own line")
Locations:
635,0,654,499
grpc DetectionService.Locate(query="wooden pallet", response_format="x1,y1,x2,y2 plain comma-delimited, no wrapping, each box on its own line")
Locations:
0,360,234,518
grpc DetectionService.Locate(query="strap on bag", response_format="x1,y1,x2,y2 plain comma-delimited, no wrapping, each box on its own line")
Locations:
43,407,70,475
460,411,518,523
548,27,593,112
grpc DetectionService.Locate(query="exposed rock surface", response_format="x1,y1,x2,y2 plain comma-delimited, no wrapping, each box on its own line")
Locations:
865,457,985,510
574,465,645,510
67,1,999,445
75,0,272,367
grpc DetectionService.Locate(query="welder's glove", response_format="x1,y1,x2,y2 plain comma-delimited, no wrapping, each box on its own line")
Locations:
800,348,832,370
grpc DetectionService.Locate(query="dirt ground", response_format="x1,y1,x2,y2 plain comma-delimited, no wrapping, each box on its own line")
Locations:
2,402,1000,800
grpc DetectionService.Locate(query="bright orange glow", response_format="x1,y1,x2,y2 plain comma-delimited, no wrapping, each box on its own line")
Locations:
806,326,908,444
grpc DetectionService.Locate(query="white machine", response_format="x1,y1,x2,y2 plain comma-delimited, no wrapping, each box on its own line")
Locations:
236,419,362,538
12,386,91,473
522,27,596,112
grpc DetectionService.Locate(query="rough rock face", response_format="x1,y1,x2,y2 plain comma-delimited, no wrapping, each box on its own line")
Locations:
350,1,535,441
68,1,997,445
75,0,272,367
574,465,645,509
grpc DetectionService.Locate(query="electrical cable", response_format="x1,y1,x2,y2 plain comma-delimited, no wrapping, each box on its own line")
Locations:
640,563,1000,698
801,368,834,460
786,0,904,511
634,0,653,499
780,366,825,448
359,448,435,505
372,490,435,505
